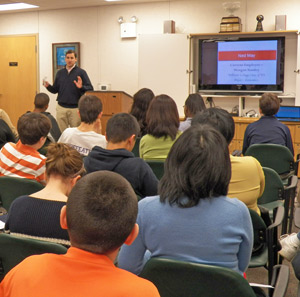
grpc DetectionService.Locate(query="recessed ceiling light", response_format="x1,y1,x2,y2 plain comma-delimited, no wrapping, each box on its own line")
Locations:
0,2,39,11
105,0,124,2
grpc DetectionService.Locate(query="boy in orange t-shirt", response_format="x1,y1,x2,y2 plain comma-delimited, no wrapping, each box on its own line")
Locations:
0,171,160,297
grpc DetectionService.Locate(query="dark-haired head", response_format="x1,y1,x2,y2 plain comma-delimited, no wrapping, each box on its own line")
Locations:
259,93,280,116
46,143,85,179
146,94,179,140
17,112,51,145
66,171,138,254
184,93,206,118
78,95,103,124
65,49,77,58
191,108,234,145
106,113,140,143
130,88,154,135
34,93,50,110
159,125,231,207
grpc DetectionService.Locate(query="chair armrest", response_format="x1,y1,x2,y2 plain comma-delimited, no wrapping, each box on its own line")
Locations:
271,265,290,297
284,175,298,191
268,205,284,230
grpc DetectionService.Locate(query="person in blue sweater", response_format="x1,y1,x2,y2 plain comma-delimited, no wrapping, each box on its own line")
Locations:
118,124,253,275
44,49,93,132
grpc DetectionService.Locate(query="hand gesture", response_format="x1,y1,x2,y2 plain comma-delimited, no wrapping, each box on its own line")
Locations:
74,76,82,89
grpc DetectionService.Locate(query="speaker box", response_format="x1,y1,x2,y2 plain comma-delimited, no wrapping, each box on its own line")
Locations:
275,15,286,31
164,20,175,34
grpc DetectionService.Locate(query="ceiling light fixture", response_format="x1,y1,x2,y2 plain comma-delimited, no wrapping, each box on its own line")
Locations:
130,16,138,23
118,16,124,24
0,2,39,11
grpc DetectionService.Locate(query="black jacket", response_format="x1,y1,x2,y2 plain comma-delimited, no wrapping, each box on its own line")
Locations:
84,147,158,198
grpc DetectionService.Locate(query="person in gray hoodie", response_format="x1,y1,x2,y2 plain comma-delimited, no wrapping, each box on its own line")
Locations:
84,113,158,198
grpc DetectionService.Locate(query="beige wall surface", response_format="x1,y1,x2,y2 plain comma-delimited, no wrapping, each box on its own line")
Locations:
0,0,299,116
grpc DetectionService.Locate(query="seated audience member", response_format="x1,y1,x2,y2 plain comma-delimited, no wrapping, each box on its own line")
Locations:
130,88,155,137
242,93,294,155
179,93,206,132
118,125,253,275
0,119,16,149
84,113,158,198
4,143,84,245
33,92,61,142
58,94,106,156
0,171,160,297
191,108,264,215
0,112,51,184
140,94,181,160
0,109,18,139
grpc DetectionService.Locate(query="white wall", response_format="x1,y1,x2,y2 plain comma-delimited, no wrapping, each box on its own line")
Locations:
0,0,300,116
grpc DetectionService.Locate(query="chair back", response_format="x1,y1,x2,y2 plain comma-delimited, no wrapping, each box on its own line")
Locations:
0,176,44,211
244,144,295,176
132,137,141,157
0,233,67,280
146,160,165,180
140,258,256,297
259,167,284,205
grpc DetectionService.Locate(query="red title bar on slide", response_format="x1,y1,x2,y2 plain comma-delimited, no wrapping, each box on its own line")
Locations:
218,50,277,61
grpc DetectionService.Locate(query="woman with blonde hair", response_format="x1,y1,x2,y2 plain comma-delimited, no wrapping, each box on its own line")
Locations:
4,143,85,245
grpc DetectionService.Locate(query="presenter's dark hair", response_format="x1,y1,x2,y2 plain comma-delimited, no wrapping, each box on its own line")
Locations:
130,88,154,136
184,93,206,117
65,49,77,58
159,125,231,208
66,171,138,253
34,93,50,109
259,93,280,116
146,94,179,140
17,112,51,145
106,113,140,143
191,108,235,145
78,95,103,124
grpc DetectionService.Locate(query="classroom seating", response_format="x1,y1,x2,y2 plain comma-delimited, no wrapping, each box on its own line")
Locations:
145,160,165,180
0,233,68,281
249,207,284,284
140,257,289,297
0,176,44,213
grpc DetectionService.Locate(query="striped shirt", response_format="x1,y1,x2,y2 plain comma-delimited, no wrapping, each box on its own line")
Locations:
0,141,46,183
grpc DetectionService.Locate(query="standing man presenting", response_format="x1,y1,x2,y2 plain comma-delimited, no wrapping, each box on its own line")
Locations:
44,49,93,132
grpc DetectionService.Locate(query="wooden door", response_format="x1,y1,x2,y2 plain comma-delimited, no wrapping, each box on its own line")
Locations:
0,35,37,126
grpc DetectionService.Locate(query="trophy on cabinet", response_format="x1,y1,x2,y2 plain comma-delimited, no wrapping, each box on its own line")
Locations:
220,1,242,33
256,15,264,31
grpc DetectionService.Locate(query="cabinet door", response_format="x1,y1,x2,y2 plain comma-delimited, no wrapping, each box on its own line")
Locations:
138,34,190,118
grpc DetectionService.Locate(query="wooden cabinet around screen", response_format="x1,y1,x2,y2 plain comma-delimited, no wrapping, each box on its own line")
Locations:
86,91,133,133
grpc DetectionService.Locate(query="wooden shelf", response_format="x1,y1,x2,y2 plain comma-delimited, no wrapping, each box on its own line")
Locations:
190,30,298,37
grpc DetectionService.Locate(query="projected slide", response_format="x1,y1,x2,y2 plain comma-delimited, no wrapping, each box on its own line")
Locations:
217,40,278,85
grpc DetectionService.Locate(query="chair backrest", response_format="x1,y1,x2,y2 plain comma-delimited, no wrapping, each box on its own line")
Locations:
0,176,44,211
244,144,295,176
145,160,165,180
259,167,284,205
132,137,141,157
140,258,256,297
0,233,68,280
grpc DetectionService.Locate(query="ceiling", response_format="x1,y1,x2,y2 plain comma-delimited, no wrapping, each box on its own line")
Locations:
0,0,172,13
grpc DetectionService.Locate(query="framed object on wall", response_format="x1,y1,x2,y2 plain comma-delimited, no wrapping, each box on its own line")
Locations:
52,42,80,80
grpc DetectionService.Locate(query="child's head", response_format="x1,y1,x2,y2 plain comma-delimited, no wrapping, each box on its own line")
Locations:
34,93,50,111
106,113,140,143
146,94,179,140
259,93,280,116
46,143,85,179
191,108,235,145
65,171,138,254
17,112,51,145
184,93,206,118
78,95,103,124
